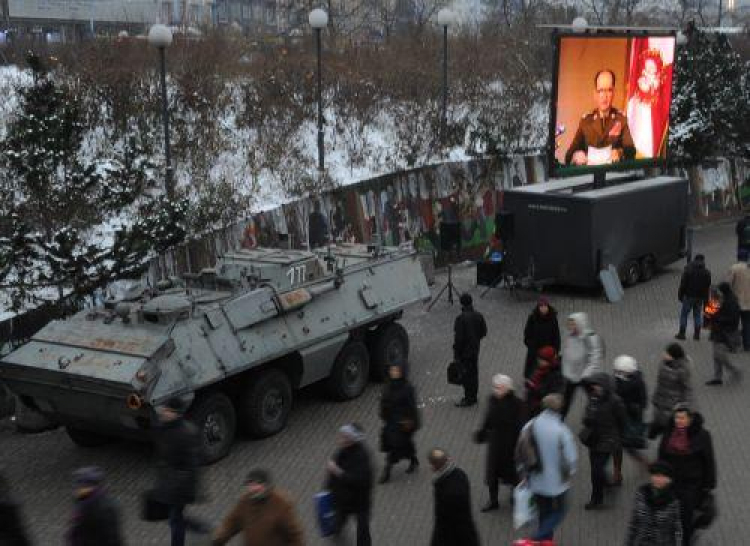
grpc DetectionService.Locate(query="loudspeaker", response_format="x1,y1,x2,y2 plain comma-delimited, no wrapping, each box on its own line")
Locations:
440,222,460,251
495,211,514,240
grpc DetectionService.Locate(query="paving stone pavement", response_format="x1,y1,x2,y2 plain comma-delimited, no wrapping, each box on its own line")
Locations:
1,222,747,546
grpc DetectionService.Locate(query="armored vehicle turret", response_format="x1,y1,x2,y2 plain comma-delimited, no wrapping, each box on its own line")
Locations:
0,244,430,462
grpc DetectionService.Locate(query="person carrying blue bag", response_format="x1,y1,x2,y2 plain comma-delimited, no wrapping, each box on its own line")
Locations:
325,423,374,546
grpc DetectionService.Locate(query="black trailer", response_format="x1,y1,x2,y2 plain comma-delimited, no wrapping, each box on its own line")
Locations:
500,176,688,288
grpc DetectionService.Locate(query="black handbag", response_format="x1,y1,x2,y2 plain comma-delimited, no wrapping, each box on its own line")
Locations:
447,361,464,385
693,491,717,529
141,490,170,522
621,420,647,449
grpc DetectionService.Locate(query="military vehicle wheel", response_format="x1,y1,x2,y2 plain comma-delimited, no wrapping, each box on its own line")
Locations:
240,369,293,438
66,426,111,447
622,260,640,287
639,256,656,282
188,392,236,464
369,322,409,381
328,341,370,400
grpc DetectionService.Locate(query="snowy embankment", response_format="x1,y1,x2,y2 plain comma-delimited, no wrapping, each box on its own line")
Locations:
0,64,548,317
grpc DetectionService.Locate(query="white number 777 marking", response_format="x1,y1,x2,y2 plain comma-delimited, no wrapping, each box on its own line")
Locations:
286,265,307,285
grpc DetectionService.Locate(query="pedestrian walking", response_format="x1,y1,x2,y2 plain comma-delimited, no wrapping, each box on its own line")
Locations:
523,297,561,379
151,397,208,546
657,404,716,546
706,282,743,385
675,254,711,340
736,212,750,261
516,394,577,543
66,467,123,546
525,346,565,419
580,372,627,510
624,461,683,546
0,471,31,546
612,355,649,485
473,374,524,511
427,449,480,546
378,364,420,483
728,255,750,351
453,293,487,407
561,312,604,419
649,343,695,439
211,469,304,546
326,423,374,546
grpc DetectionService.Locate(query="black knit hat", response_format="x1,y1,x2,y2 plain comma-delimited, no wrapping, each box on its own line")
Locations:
665,342,685,360
649,461,674,479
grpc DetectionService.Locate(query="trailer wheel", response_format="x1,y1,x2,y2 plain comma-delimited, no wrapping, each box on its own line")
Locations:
369,322,409,381
188,392,236,464
239,369,292,438
639,256,656,282
327,341,370,400
622,261,640,287
66,426,112,448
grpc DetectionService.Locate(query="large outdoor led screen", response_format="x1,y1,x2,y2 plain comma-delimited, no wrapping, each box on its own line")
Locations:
549,33,676,177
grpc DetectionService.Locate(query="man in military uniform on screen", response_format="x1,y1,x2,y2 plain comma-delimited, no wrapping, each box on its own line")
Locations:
565,69,636,166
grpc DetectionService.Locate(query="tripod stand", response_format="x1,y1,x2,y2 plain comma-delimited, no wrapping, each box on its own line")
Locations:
428,263,461,310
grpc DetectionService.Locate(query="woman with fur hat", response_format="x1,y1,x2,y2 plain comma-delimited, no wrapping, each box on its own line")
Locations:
624,461,683,546
473,374,524,512
657,404,716,546
523,297,561,379
378,364,421,484
525,346,565,418
612,355,649,485
650,343,695,439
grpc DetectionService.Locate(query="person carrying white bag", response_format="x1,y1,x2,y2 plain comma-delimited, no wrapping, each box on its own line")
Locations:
513,394,577,545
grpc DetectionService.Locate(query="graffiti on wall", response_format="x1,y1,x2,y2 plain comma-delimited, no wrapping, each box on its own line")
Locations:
236,156,543,256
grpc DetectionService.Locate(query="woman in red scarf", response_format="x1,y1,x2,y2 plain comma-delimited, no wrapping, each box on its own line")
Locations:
657,404,716,546
525,346,565,418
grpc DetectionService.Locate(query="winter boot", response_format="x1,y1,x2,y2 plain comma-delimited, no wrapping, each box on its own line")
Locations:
693,327,701,341
406,456,419,474
378,464,392,484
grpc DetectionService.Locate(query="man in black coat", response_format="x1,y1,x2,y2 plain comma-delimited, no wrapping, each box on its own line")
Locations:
428,449,480,546
67,467,122,546
523,297,561,379
453,293,487,407
151,398,207,546
326,423,374,546
580,373,627,510
0,471,31,546
676,254,712,340
736,213,750,261
706,282,742,385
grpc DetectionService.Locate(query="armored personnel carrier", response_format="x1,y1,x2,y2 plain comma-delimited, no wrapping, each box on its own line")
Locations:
0,244,430,463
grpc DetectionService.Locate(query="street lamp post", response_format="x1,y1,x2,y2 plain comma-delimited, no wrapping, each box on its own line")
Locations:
309,8,328,175
571,16,588,33
148,24,174,199
437,8,454,146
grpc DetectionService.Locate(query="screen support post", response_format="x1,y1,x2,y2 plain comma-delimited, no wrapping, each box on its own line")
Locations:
593,170,607,189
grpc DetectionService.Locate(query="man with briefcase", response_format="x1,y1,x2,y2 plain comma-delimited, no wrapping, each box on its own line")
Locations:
452,294,487,407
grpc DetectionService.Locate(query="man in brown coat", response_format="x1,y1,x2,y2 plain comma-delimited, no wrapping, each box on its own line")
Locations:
211,469,304,546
